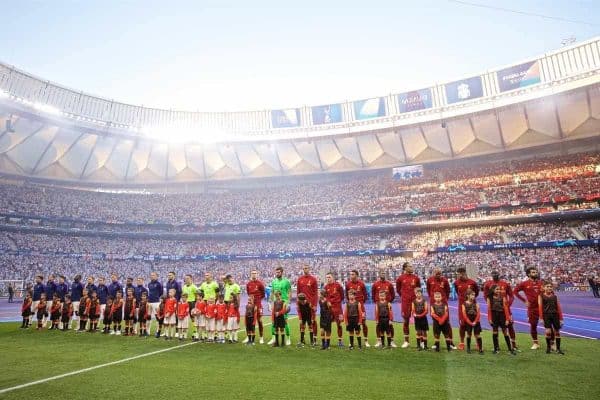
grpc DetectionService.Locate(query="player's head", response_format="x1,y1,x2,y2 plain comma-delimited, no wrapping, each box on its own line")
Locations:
59,275,66,283
348,289,356,299
150,272,158,281
303,265,310,275
87,276,94,284
184,274,192,284
75,274,82,283
298,293,306,303
275,267,283,278
126,277,133,285
196,290,204,299
65,294,71,302
110,274,117,282
168,288,176,297
433,268,442,278
414,287,423,297
217,294,224,302
433,291,442,302
137,277,144,286
525,267,538,279
204,272,212,282
456,267,467,280
487,285,498,300
465,288,475,302
106,296,112,304
141,292,147,299
350,270,359,281
127,287,134,297
251,270,258,280
491,270,500,281
98,276,105,284
82,288,88,297
36,275,43,283
326,273,335,284
26,292,32,299
543,280,553,292
53,293,59,300
403,262,413,274
167,271,175,281
207,297,215,304
225,274,233,284
378,269,386,280
116,291,122,299
181,293,188,301
91,291,97,298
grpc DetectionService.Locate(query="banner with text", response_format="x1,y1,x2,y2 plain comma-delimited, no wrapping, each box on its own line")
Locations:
397,88,433,113
497,60,541,92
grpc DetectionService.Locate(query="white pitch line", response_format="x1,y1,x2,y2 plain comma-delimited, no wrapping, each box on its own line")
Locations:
0,317,295,395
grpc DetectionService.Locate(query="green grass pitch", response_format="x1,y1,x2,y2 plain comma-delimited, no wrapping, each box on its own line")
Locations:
0,318,598,399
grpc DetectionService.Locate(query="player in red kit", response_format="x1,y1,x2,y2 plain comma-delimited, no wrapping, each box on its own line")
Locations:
324,273,345,348
296,265,319,346
454,267,479,350
514,267,543,349
484,270,518,351
371,269,396,347
345,269,370,347
396,262,422,349
426,268,455,347
245,270,266,344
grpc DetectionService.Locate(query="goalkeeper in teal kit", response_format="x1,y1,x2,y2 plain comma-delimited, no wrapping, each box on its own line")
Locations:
267,266,292,346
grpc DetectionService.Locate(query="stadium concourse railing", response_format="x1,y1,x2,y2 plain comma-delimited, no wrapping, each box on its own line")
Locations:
0,37,599,138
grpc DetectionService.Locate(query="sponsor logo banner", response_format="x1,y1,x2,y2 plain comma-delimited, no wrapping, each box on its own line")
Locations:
271,109,300,128
445,76,483,104
312,103,343,125
397,88,433,113
353,97,385,120
497,60,541,92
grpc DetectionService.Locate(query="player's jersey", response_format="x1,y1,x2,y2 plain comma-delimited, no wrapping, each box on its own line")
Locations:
205,303,217,319
463,301,479,322
396,273,422,303
246,280,266,306
426,276,450,302
539,293,562,319
483,279,513,305
514,279,543,308
375,301,392,321
227,303,239,318
454,278,479,304
216,303,227,321
194,300,206,315
297,275,318,306
245,304,257,319
431,303,448,322
371,280,395,303
164,298,177,316
177,302,189,319
345,280,367,304
271,278,292,302
412,298,427,317
324,282,344,306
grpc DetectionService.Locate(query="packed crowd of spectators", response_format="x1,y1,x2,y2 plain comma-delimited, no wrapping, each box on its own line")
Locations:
0,152,598,228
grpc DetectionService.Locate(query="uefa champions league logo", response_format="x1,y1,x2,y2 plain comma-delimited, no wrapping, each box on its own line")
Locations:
457,83,471,100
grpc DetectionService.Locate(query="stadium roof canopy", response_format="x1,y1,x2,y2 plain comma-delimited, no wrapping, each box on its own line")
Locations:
0,37,599,186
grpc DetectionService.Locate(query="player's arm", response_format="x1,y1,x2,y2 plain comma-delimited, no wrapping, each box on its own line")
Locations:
388,283,396,302
396,277,402,301
439,305,448,325
374,303,379,322
505,283,514,306
388,303,394,323
556,298,563,326
430,305,439,323
486,298,492,324
343,304,348,324
444,280,450,300
503,298,511,325
461,304,471,325
371,285,377,303
474,304,481,324
538,295,543,320
473,282,480,298
513,282,527,305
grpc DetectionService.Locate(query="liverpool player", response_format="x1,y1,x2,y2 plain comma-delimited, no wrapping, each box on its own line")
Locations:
396,262,422,348
371,269,396,347
324,273,345,347
245,270,266,344
454,267,479,350
539,281,564,354
484,270,518,351
297,265,319,346
345,269,370,347
514,267,543,349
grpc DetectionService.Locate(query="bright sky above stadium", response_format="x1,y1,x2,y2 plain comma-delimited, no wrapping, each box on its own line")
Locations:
1,0,598,112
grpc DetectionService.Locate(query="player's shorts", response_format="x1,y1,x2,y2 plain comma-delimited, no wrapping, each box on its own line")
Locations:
61,315,70,324
401,301,413,320
346,316,360,332
245,316,255,330
194,314,206,328
543,314,561,330
103,316,112,326
331,304,343,323
89,313,100,321
112,312,122,323
433,320,450,337
72,301,80,316
320,316,332,331
414,316,429,331
491,311,506,328
465,322,482,335
123,313,136,322
149,302,160,318
227,316,239,331
177,316,189,329
274,315,286,329
51,311,60,321
206,318,216,332
527,307,539,324
164,314,176,325
377,317,391,335
31,300,39,316
299,312,312,325
216,319,225,331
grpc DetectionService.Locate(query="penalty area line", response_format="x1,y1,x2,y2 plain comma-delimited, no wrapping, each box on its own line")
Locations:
0,318,286,395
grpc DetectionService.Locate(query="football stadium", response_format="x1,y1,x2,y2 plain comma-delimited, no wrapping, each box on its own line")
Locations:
0,2,599,399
